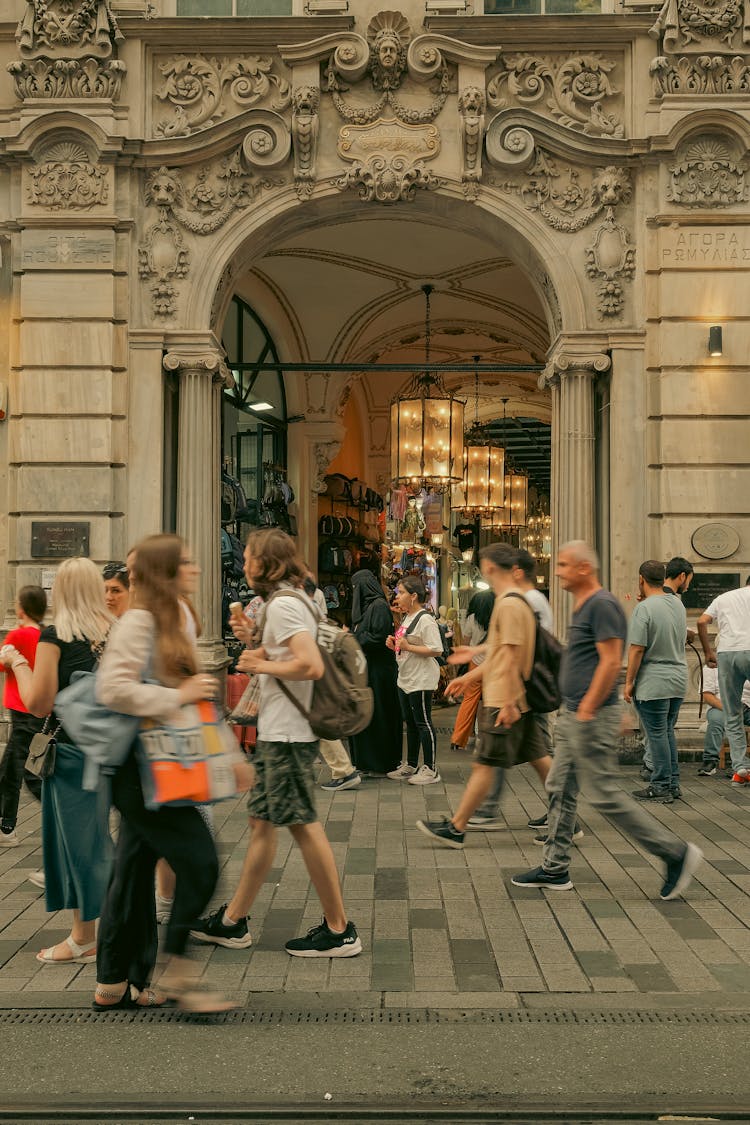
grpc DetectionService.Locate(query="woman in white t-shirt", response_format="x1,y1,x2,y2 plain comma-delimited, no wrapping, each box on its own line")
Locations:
386,577,444,785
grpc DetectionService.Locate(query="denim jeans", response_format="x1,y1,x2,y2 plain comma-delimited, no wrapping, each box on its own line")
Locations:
703,704,750,766
543,706,684,875
635,696,682,794
717,651,750,772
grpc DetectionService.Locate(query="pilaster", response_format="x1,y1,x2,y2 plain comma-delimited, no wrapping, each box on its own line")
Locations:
163,335,231,672
287,418,345,577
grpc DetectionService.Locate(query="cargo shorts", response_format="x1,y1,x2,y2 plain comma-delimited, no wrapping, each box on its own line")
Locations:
247,739,319,826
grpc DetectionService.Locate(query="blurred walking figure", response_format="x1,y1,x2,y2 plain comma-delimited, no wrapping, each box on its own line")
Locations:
0,586,47,847
698,581,750,787
449,590,495,752
349,569,401,777
1,559,114,964
94,534,252,1012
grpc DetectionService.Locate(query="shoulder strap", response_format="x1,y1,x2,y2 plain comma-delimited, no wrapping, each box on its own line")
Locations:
405,609,430,636
503,591,539,626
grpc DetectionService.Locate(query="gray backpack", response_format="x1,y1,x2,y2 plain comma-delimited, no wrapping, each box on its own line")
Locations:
267,589,374,740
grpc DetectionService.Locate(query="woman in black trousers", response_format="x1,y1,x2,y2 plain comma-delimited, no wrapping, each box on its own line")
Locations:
94,534,252,1012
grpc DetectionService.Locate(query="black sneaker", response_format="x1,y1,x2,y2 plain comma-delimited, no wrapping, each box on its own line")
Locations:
527,813,548,829
189,904,252,949
697,764,717,777
511,865,573,890
633,786,673,804
671,786,683,800
285,919,362,958
415,817,465,850
660,843,703,901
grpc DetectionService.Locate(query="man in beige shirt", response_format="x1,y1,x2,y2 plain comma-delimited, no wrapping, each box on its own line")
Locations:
416,542,552,849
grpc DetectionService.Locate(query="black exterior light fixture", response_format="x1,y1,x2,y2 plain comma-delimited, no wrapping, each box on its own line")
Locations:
708,325,723,357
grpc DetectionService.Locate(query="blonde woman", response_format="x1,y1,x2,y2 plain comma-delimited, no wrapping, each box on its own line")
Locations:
1,558,114,964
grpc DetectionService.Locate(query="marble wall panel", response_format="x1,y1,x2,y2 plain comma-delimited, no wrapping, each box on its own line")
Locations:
647,369,745,417
9,418,125,464
13,369,119,415
649,418,750,465
20,273,116,320
649,515,750,574
19,321,116,367
10,465,120,512
653,467,750,517
650,272,750,320
647,322,750,369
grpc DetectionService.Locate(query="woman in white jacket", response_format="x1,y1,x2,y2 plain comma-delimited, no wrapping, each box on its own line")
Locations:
93,534,252,1012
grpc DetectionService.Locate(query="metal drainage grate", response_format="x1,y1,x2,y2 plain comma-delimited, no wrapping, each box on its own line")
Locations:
1,1006,750,1027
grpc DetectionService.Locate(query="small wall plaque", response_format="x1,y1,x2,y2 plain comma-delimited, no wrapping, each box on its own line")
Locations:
682,572,740,610
31,522,90,559
691,522,740,560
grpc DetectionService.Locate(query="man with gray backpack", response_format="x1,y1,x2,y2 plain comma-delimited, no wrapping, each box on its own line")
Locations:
190,529,364,958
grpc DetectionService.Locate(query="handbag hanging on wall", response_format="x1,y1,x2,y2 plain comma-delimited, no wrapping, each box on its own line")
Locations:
25,717,61,780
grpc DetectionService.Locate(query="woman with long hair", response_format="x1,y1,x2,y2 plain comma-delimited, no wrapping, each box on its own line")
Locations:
349,569,401,777
1,558,114,964
94,534,253,1012
102,561,130,619
386,577,444,785
449,589,496,751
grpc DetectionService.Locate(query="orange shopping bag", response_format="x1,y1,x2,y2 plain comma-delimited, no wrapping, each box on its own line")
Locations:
137,700,239,810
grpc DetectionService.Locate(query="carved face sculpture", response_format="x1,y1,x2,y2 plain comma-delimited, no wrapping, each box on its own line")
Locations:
293,85,319,116
460,86,485,115
378,33,399,70
146,167,180,208
591,165,631,209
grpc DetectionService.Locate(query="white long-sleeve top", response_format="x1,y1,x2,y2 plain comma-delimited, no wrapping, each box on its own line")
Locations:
96,608,183,722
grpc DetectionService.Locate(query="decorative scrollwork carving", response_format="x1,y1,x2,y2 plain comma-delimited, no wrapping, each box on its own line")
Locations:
336,154,444,204
458,86,485,200
650,0,750,52
292,85,320,200
9,55,125,98
487,53,624,138
325,11,453,126
668,134,748,206
585,213,636,318
27,141,108,209
485,122,536,170
495,150,632,233
138,212,189,319
241,111,291,170
154,54,291,138
15,0,123,59
650,52,750,93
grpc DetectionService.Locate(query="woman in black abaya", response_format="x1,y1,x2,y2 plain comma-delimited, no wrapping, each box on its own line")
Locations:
349,570,401,776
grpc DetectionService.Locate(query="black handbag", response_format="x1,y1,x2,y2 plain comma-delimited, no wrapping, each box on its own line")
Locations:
25,717,60,780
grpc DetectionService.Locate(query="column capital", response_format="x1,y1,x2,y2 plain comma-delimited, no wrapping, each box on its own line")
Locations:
163,333,232,387
540,348,611,389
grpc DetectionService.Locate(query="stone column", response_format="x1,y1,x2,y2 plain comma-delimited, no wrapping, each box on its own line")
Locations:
163,340,231,673
543,348,611,634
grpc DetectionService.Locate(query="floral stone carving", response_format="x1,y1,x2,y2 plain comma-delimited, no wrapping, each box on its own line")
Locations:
668,135,748,206
27,141,108,209
138,213,189,319
497,151,632,233
154,54,291,138
649,0,750,52
292,85,320,200
487,53,624,139
336,117,443,204
9,0,126,99
650,53,750,94
458,86,486,200
585,213,636,318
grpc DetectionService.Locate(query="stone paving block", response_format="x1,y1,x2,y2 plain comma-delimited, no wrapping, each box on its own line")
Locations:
709,965,750,991
623,963,678,991
410,908,447,929
372,938,411,964
371,966,414,991
574,950,622,976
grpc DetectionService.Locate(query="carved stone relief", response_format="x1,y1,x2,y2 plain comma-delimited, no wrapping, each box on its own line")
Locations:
585,214,636,318
336,117,443,203
312,440,341,494
495,150,632,233
9,0,126,100
458,86,485,200
27,141,109,209
487,54,624,139
154,55,291,138
291,85,320,200
138,149,285,318
650,0,750,53
651,53,750,94
668,135,748,206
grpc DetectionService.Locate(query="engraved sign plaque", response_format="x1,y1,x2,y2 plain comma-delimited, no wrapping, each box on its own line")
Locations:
682,572,741,610
31,522,90,559
691,522,740,560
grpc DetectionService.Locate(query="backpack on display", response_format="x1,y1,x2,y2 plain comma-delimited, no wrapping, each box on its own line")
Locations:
267,589,373,740
504,592,562,714
405,609,451,667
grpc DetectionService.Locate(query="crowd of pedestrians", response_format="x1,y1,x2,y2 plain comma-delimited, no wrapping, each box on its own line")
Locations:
1,522,744,1011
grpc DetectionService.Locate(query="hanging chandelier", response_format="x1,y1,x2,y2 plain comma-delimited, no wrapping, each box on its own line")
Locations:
523,505,552,561
390,285,465,492
452,357,505,516
500,398,529,530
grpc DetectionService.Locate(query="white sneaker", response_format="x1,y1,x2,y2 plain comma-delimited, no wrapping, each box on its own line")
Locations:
28,869,45,889
0,830,18,847
387,764,417,780
466,815,505,830
407,765,441,785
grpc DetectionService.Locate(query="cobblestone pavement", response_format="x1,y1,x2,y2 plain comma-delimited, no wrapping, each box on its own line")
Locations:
1,732,750,1010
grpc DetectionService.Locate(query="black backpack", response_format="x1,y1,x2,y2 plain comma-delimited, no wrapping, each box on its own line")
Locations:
504,592,562,714
406,610,451,667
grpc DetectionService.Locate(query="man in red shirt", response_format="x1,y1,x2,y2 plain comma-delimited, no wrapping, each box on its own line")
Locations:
0,586,47,845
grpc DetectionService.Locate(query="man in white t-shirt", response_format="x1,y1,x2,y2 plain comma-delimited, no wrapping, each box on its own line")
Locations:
698,584,750,782
697,665,750,777
191,530,361,959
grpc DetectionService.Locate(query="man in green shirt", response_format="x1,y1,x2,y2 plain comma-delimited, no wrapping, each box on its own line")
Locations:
624,560,688,802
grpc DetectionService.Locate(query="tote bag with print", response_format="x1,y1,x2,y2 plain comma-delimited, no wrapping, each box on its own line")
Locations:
137,700,239,810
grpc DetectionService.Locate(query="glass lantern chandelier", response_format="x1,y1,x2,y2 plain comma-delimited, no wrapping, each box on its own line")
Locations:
452,358,505,517
500,398,529,530
523,506,552,562
390,285,465,492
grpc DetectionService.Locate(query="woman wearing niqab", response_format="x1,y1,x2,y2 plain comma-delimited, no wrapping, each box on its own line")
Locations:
349,570,402,776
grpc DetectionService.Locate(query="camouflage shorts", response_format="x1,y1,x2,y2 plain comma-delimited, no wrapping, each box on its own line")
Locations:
247,740,319,826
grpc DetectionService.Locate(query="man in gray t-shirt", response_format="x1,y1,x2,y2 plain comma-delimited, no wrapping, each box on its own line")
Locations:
625,560,687,801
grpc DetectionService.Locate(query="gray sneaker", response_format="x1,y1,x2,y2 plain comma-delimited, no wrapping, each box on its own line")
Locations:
466,815,505,831
387,764,417,781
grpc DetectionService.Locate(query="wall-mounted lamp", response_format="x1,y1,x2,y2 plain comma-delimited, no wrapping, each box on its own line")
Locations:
708,325,723,357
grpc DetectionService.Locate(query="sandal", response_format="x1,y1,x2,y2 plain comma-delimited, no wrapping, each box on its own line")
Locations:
93,983,167,1011
37,936,96,965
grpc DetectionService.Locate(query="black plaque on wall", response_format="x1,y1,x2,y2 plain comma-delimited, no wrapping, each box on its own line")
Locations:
31,522,90,559
682,572,741,610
